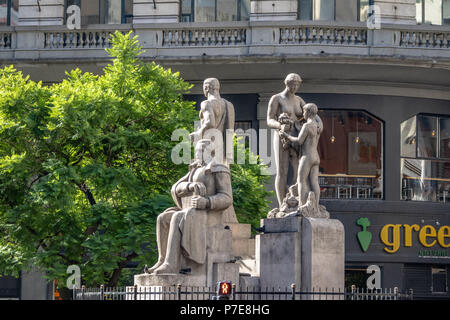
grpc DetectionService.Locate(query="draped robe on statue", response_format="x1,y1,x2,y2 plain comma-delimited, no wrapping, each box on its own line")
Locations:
162,160,233,264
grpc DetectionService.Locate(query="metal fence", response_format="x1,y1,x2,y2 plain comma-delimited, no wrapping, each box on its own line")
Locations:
73,284,413,301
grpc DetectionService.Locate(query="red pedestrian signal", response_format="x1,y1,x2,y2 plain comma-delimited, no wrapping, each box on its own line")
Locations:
217,281,232,296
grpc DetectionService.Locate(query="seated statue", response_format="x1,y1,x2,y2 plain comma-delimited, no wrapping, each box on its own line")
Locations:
147,139,233,275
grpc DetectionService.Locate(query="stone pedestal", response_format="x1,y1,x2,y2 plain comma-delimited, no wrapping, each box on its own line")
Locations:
257,217,302,289
133,222,255,299
301,218,345,295
257,216,345,296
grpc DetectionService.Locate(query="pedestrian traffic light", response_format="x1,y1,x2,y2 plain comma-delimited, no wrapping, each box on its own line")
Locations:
215,281,232,299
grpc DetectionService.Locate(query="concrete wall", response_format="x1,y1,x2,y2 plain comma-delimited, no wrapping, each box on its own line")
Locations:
18,0,64,26
374,0,417,24
12,0,421,25
251,0,297,21
133,0,180,23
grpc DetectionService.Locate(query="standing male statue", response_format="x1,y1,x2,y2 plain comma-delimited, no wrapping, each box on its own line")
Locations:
190,78,237,223
147,139,233,275
190,78,235,166
267,73,306,207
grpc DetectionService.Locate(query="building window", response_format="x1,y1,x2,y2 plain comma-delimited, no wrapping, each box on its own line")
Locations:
318,110,383,200
180,0,250,22
416,0,450,25
298,0,371,22
65,0,133,26
401,114,450,202
0,0,18,26
432,267,447,293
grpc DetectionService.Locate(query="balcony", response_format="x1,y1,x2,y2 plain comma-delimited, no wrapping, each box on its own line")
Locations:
0,21,449,62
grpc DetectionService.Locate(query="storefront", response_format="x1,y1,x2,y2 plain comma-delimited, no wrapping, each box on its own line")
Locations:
186,91,450,298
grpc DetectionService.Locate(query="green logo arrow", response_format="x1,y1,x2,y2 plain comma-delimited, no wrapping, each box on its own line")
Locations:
357,217,372,252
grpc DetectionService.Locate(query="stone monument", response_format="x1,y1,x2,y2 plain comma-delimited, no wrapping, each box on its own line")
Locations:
134,78,254,291
257,74,345,296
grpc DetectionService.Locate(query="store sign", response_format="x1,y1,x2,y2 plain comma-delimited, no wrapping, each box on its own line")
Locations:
357,217,372,252
380,224,450,253
356,218,450,255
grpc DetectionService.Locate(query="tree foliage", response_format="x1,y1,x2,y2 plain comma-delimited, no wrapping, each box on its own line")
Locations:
0,31,271,290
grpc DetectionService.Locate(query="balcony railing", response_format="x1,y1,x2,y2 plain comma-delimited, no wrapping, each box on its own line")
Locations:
44,30,114,49
162,27,247,47
0,21,449,59
280,25,367,45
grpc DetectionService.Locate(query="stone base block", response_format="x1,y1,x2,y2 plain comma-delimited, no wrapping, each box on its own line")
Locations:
213,262,239,287
257,230,301,289
301,218,345,298
134,273,206,288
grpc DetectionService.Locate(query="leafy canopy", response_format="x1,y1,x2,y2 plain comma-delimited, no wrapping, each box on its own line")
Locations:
0,31,271,289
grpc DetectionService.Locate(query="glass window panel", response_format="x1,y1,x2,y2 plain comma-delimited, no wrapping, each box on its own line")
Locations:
217,0,237,21
10,0,19,26
194,0,215,22
336,0,358,21
417,0,423,23
424,0,442,25
181,0,193,22
401,116,417,158
401,158,450,202
417,115,438,158
123,0,133,23
102,0,122,24
313,0,335,20
359,0,370,22
182,0,192,15
318,110,383,200
0,0,7,26
440,117,450,159
240,0,250,21
299,0,313,20
444,0,450,24
80,0,100,25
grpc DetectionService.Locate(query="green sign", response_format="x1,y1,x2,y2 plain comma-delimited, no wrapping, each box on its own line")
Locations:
357,217,372,252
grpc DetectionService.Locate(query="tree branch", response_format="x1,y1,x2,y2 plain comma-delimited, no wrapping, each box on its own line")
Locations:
107,252,138,287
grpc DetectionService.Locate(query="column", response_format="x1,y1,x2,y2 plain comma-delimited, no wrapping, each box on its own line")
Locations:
18,0,64,26
133,0,180,23
250,0,297,21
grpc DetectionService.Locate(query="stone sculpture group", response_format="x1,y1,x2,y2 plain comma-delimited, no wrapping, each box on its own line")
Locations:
267,73,330,219
135,74,342,292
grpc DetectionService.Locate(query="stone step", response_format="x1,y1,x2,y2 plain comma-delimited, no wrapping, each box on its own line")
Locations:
232,238,255,258
226,223,252,239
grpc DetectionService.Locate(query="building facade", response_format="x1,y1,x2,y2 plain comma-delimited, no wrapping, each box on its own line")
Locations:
0,0,449,299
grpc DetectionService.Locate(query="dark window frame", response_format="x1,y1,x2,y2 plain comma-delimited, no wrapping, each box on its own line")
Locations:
297,0,374,22
417,0,450,25
180,0,250,22
401,113,450,161
317,108,385,201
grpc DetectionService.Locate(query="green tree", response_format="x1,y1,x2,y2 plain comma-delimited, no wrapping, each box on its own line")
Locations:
231,137,272,231
0,31,271,294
